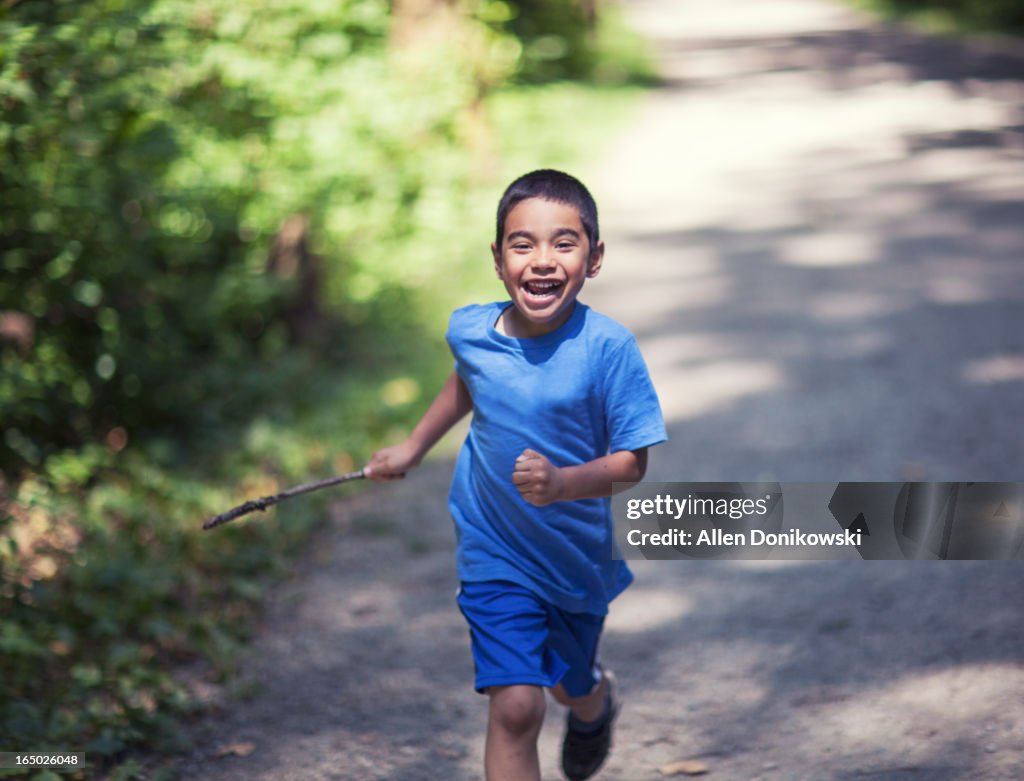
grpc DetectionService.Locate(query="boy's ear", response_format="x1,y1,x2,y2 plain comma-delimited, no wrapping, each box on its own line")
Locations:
491,242,504,279
587,240,605,279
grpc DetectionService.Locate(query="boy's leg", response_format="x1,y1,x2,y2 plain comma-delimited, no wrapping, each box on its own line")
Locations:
550,672,609,722
485,684,546,781
552,669,619,781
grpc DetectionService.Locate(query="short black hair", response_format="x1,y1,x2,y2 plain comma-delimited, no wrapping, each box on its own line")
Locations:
495,169,599,254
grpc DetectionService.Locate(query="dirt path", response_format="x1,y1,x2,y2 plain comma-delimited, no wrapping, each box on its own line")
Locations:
173,2,1024,779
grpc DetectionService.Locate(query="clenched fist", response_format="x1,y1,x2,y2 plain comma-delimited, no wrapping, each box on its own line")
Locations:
512,448,564,506
365,440,421,481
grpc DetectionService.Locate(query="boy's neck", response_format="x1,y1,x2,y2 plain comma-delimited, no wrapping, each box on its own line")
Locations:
497,300,577,339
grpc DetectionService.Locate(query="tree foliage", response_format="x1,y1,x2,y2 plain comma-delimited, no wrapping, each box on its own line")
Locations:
2,0,480,472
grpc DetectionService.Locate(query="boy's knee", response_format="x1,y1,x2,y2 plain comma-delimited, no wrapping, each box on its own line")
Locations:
489,685,546,737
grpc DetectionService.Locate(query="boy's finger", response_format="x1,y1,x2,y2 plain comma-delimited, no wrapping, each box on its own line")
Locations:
366,461,407,481
518,448,543,462
512,469,534,485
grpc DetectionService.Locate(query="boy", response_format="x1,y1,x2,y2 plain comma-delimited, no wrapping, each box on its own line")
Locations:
366,169,666,781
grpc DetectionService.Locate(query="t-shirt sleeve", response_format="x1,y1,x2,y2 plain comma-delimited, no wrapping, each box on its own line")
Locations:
602,336,668,453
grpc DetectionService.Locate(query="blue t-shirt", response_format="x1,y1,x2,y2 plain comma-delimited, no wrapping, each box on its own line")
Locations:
446,300,667,615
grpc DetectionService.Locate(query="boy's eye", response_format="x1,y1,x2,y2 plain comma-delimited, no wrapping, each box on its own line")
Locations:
556,241,575,250
512,243,531,251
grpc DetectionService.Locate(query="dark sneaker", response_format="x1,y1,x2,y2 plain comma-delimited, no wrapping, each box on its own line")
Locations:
561,670,619,781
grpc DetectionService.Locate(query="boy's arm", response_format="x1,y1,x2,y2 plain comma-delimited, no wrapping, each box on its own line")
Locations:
365,370,471,480
512,447,648,507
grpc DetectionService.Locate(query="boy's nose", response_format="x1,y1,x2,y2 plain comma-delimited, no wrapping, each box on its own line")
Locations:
533,249,556,269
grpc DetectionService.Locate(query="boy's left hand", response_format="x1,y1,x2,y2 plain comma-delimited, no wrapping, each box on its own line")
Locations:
512,449,563,506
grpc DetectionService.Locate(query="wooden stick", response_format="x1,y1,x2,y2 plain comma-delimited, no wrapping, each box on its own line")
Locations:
202,469,365,530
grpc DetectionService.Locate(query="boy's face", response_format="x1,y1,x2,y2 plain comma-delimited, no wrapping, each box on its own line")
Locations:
492,197,604,338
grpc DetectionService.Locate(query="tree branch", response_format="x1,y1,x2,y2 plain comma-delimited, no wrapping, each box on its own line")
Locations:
202,469,365,530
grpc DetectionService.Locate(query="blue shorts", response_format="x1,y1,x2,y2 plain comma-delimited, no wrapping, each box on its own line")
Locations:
456,580,605,698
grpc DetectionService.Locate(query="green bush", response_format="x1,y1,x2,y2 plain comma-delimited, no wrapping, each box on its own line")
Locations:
0,0,509,475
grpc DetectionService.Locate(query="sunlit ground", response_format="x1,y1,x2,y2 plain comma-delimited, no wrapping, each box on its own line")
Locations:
587,0,1023,484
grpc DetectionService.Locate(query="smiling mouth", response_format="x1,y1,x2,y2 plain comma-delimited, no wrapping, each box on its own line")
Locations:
522,280,563,300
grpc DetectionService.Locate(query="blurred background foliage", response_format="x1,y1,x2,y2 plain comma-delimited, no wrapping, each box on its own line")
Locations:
848,0,1024,34
0,0,653,776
